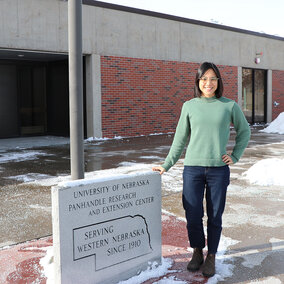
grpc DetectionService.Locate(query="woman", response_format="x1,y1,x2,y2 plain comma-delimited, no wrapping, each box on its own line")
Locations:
153,62,250,277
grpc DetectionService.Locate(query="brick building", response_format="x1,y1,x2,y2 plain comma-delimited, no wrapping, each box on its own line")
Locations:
0,0,283,139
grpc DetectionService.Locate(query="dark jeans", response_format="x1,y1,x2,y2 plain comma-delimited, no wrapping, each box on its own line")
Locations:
182,165,230,254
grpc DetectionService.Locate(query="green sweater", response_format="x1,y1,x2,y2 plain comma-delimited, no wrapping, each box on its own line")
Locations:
162,96,251,171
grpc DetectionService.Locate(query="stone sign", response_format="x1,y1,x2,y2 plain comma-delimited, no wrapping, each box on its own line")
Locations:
52,171,161,284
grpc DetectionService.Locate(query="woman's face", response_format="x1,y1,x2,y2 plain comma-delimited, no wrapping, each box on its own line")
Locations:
198,68,218,98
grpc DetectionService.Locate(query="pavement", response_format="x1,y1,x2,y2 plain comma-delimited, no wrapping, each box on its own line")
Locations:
0,126,284,283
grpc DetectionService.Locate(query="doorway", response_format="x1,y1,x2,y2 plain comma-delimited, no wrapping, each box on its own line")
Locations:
0,59,70,138
0,52,86,139
242,68,267,124
18,65,46,135
0,65,18,138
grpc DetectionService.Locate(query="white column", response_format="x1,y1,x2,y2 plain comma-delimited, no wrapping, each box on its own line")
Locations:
85,54,102,138
68,0,84,180
267,69,272,123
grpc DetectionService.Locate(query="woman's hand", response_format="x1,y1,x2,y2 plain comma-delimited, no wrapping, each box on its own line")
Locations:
152,166,166,175
222,154,233,165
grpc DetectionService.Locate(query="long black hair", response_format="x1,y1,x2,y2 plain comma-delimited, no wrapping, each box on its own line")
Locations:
194,62,224,98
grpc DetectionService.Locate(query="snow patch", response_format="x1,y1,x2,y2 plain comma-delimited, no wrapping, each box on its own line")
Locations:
250,277,282,284
85,136,123,142
161,162,183,193
240,250,267,268
226,238,284,272
0,151,52,163
260,112,284,134
6,173,53,182
243,158,284,186
140,156,163,160
149,132,174,136
85,132,174,142
28,164,152,187
0,242,14,249
269,238,284,251
39,246,54,284
40,254,175,284
223,210,284,228
118,161,138,167
57,168,155,188
204,235,239,284
117,258,175,284
29,204,52,212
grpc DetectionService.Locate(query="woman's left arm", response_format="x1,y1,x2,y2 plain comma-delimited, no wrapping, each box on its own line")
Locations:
230,103,251,163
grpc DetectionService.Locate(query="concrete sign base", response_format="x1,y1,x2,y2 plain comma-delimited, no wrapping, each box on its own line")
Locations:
52,171,161,284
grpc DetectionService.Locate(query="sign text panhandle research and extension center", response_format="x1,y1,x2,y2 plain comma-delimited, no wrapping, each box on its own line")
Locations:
67,179,154,215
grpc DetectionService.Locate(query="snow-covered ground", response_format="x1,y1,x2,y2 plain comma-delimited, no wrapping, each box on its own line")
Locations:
39,112,284,283
0,151,53,163
260,112,284,135
39,213,238,284
2,112,284,283
36,141,284,284
243,158,284,186
243,112,284,186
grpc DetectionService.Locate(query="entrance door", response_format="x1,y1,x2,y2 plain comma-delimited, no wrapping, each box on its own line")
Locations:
46,60,69,136
18,65,46,135
242,68,266,124
0,65,18,138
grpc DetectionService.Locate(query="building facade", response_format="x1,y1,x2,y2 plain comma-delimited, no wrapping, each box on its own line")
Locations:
0,0,283,139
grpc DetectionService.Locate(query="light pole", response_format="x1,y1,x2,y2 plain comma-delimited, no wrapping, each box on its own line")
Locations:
68,0,84,180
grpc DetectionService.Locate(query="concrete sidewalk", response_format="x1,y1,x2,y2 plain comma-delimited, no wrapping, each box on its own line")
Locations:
0,127,284,283
1,210,283,283
0,214,208,284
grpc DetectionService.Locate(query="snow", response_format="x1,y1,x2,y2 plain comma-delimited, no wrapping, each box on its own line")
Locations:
140,156,163,160
29,204,51,213
6,173,52,182
85,136,124,142
0,151,52,163
40,254,176,284
85,132,174,142
0,136,69,151
117,258,175,284
243,158,284,186
260,112,284,134
250,278,282,284
198,235,238,284
39,208,239,284
39,207,239,284
39,246,54,284
24,163,152,187
39,232,238,284
149,132,174,136
57,168,156,188
3,123,284,283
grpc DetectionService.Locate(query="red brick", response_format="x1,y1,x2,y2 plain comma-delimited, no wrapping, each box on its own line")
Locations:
101,56,238,138
272,70,284,120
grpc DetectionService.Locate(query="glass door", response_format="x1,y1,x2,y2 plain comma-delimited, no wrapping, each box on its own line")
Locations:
242,69,253,123
242,68,266,124
18,65,46,135
254,70,266,123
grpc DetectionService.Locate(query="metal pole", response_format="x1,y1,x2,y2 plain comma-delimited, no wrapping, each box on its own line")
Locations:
68,0,84,180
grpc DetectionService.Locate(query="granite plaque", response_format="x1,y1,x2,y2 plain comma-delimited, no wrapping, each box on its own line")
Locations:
52,171,161,284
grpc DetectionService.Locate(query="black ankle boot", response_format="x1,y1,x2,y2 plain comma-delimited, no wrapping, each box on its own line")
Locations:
187,248,204,271
202,253,215,277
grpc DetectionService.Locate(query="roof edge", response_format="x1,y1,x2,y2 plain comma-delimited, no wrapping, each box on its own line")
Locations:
83,0,284,42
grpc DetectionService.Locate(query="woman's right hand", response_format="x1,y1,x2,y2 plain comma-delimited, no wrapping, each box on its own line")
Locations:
152,166,166,175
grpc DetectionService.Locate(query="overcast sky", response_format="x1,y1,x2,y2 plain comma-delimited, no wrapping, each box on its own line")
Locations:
97,0,284,37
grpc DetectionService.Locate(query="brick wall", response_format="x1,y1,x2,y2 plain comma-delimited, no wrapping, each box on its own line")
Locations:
101,56,238,138
272,70,284,120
